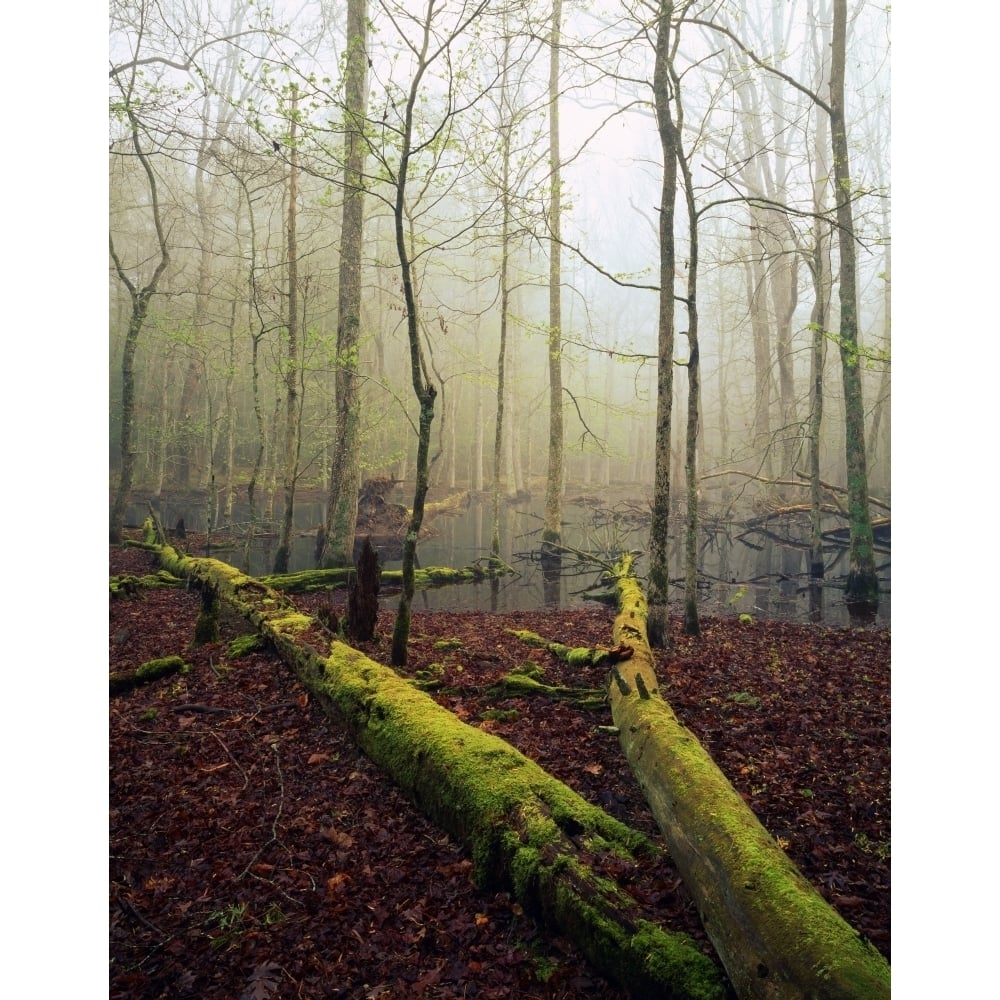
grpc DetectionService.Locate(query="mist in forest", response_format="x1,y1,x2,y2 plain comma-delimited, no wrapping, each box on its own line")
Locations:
110,0,890,619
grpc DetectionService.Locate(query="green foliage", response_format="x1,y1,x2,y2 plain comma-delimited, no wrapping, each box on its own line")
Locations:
479,707,521,722
511,661,545,680
227,634,263,659
726,691,760,709
855,832,890,861
209,902,248,950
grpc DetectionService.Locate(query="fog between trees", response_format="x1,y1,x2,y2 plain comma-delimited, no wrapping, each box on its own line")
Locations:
109,0,890,610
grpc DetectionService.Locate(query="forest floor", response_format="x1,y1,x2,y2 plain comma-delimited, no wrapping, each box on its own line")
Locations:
110,536,890,1000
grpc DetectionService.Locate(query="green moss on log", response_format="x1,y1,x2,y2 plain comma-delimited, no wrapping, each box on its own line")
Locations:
262,563,493,594
509,629,621,668
607,554,890,999
110,655,188,695
489,672,605,710
228,634,263,659
304,639,724,999
141,541,727,999
110,570,183,598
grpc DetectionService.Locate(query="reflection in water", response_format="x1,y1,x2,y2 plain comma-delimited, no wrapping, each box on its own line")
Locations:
129,492,889,626
540,547,563,608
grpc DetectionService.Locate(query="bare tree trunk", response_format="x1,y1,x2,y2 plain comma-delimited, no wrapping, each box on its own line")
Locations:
806,0,832,587
673,79,701,637
223,295,238,523
390,16,437,667
473,376,484,491
542,0,564,557
491,32,514,563
647,0,679,649
744,249,774,481
322,0,369,567
109,71,170,543
830,0,878,609
274,87,300,573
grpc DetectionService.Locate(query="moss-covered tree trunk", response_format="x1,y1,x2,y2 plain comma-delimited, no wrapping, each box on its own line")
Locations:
830,0,878,611
647,0,679,649
607,555,889,999
141,536,726,1000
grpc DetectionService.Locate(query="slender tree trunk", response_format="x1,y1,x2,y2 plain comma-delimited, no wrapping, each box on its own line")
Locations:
805,0,832,600
109,93,170,543
673,89,701,637
808,238,829,584
492,34,513,563
390,20,437,668
322,0,369,567
473,376,484,491
223,295,238,523
542,0,564,557
866,212,890,488
745,246,774,481
274,88,300,573
830,0,878,608
647,0,678,649
243,331,266,573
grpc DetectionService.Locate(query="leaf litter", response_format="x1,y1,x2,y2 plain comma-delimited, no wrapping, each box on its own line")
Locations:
110,540,888,998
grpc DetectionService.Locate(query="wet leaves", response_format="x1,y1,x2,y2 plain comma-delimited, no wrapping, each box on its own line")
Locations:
110,540,889,998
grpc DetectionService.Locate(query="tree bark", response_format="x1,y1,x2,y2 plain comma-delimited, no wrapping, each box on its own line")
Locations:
110,655,187,696
830,0,878,610
542,0,564,555
109,96,170,543
606,555,890,1000
321,0,369,568
274,86,301,574
260,562,494,594
647,1,679,649
140,534,727,1000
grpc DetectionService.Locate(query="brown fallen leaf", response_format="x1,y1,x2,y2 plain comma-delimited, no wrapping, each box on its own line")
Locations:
322,827,354,849
327,873,351,893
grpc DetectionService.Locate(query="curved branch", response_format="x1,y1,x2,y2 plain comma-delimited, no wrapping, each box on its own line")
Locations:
684,16,831,115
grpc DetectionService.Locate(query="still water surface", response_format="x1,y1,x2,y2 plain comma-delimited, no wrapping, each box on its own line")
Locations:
130,489,890,627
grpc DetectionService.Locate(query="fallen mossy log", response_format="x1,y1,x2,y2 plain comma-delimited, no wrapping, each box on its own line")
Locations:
146,538,727,1000
510,629,635,668
109,570,183,598
110,655,188,695
258,563,493,594
488,667,607,710
607,555,890,1000
418,490,470,517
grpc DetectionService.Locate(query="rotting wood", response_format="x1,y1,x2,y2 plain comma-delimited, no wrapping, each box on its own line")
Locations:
257,563,493,594
606,554,890,1000
110,655,188,696
487,670,606,710
509,629,634,668
134,525,727,1000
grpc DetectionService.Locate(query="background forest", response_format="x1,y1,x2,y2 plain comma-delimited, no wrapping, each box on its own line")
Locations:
109,0,890,634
